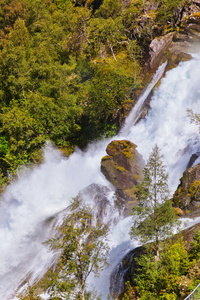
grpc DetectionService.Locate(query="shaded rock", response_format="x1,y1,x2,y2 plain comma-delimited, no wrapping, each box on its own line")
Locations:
101,140,144,203
79,183,120,222
173,163,200,214
110,246,146,298
187,152,200,169
148,30,194,73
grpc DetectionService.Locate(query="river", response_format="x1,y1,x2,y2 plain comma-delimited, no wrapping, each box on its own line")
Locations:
1,53,200,299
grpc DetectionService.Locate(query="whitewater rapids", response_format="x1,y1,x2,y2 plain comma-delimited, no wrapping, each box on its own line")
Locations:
1,54,200,299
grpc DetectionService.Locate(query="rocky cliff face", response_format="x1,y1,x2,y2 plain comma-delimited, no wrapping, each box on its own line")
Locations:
101,140,144,204
146,0,200,72
173,163,200,214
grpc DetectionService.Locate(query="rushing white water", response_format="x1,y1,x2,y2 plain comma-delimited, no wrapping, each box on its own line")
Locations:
1,53,200,299
120,53,200,191
120,60,168,135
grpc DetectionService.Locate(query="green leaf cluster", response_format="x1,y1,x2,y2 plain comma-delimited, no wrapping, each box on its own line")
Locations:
120,231,200,300
189,231,200,262
155,0,186,30
135,238,190,300
45,195,109,299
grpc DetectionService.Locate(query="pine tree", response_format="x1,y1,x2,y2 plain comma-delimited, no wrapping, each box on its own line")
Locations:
130,145,179,255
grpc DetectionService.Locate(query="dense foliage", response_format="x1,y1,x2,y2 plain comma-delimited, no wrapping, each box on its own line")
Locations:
0,0,188,184
119,231,200,300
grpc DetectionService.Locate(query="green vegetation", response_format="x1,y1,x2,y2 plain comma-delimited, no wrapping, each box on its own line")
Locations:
45,195,109,299
18,196,109,300
120,145,200,299
134,238,190,300
130,145,179,255
18,229,200,300
155,0,186,30
1,1,196,298
119,231,200,300
18,283,41,300
0,0,189,185
189,231,200,261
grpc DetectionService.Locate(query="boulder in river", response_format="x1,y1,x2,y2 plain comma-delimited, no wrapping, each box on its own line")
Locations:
101,140,144,203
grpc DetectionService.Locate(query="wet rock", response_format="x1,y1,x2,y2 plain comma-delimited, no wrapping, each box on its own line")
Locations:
187,152,200,168
101,140,144,203
110,246,146,298
173,163,200,214
80,183,119,221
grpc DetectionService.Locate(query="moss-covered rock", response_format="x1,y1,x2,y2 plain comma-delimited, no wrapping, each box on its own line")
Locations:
101,140,144,203
173,163,200,214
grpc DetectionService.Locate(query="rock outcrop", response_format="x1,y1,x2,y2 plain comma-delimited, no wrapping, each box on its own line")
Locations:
146,0,200,72
101,140,144,203
173,163,200,214
79,183,121,221
110,245,146,298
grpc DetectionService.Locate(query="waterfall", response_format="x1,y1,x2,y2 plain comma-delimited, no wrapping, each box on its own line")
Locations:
120,53,200,191
120,60,167,135
1,53,200,299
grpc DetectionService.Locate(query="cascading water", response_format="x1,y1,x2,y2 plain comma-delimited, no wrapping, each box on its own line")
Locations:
1,53,200,299
120,53,200,191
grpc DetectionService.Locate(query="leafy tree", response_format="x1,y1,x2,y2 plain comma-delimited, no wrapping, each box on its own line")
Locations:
94,0,122,19
130,145,179,255
155,0,186,29
118,281,137,300
46,196,109,300
0,0,187,183
87,16,124,60
134,238,190,300
87,63,133,121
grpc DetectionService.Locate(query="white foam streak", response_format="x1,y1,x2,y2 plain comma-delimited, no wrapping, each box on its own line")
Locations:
120,61,167,136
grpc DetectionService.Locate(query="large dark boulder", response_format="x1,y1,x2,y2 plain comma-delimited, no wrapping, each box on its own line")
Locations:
173,163,200,214
101,140,144,203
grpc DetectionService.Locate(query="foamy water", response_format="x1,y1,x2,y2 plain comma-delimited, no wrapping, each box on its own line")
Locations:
1,54,200,299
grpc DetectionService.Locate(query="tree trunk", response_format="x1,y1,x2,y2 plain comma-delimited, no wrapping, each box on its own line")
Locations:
82,287,85,300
